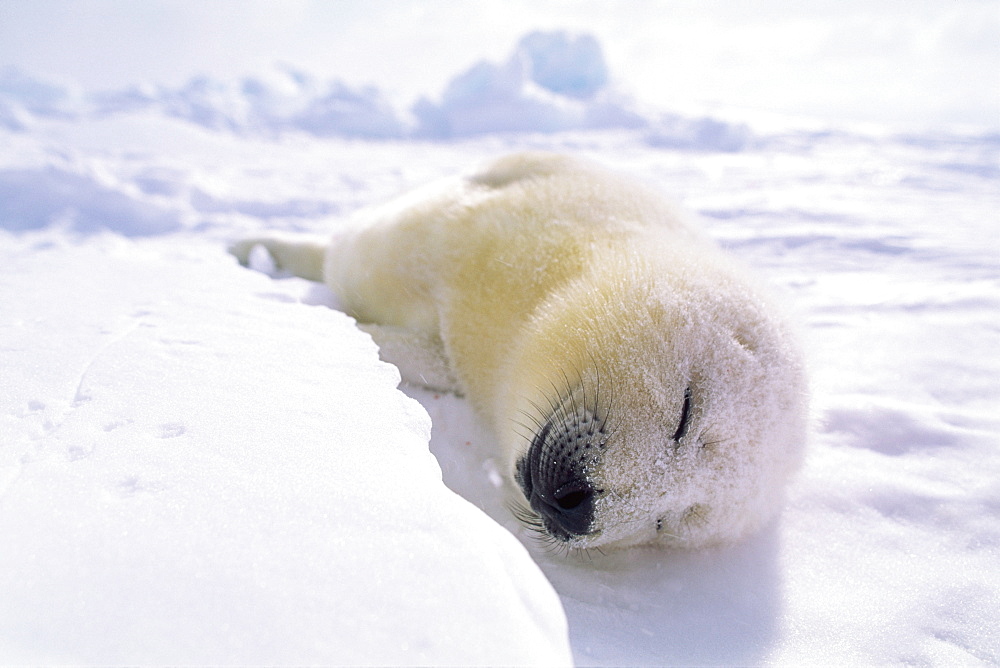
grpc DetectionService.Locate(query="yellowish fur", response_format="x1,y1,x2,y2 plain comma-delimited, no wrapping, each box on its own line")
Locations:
232,152,808,551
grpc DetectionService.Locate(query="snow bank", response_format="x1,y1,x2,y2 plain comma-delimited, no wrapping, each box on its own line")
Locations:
645,114,754,152
413,30,647,137
0,165,180,235
0,235,571,666
95,68,407,139
1,64,404,139
1,33,753,150
0,66,80,120
0,99,30,131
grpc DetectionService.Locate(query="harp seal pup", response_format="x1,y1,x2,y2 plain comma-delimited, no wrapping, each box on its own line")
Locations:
231,152,808,552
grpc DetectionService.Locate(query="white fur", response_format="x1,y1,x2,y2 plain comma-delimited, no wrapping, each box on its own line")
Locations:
231,152,808,550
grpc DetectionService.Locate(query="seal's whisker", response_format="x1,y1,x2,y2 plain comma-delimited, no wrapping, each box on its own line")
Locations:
507,499,568,553
511,420,538,445
541,380,565,418
586,349,602,417
524,397,552,429
697,420,735,451
574,363,588,425
655,520,683,540
514,409,546,434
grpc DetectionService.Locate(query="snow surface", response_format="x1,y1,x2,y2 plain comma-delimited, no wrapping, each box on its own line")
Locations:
0,234,570,666
2,20,999,667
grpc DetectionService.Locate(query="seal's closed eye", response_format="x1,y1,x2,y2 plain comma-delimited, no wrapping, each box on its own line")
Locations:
672,386,693,443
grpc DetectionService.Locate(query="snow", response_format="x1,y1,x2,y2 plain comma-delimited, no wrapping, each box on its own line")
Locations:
413,30,645,137
3,33,645,139
0,236,570,666
2,10,999,667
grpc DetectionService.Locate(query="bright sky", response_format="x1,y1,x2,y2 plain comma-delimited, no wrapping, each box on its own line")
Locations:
1,0,997,129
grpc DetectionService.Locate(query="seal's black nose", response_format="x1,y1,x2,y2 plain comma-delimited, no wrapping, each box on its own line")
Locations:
515,419,600,541
534,479,596,538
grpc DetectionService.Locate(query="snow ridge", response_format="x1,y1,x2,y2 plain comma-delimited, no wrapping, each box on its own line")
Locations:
1,32,748,147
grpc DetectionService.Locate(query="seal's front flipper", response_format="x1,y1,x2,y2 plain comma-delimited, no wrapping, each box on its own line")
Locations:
358,323,460,395
229,234,327,282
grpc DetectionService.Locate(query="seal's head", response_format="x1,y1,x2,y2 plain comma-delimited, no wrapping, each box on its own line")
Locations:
503,251,808,551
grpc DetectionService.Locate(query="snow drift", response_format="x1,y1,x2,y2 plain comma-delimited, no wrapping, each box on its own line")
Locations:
0,236,571,666
0,32,752,148
412,31,647,137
